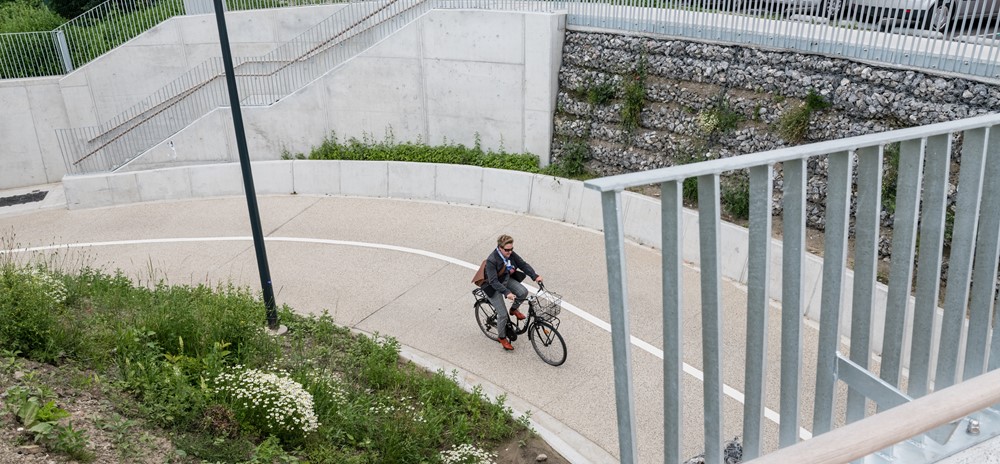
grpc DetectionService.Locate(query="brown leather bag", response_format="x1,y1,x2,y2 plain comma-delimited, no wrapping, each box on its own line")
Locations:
472,260,488,286
472,259,508,287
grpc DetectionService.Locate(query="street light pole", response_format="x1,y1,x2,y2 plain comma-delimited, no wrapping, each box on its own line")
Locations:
211,0,280,330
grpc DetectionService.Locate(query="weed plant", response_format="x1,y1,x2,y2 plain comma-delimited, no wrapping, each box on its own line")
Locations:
0,263,530,462
776,89,831,143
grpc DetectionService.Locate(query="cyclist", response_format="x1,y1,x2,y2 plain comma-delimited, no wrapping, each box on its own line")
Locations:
481,234,543,351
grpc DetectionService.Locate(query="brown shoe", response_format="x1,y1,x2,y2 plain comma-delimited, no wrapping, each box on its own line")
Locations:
509,308,526,321
499,338,514,351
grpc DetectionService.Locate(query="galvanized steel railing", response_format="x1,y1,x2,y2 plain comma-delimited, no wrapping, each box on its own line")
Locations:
0,0,349,79
5,0,1000,80
57,0,433,174
585,113,1000,463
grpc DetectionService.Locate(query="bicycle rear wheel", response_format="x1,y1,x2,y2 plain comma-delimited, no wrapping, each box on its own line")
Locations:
475,299,500,341
529,320,566,366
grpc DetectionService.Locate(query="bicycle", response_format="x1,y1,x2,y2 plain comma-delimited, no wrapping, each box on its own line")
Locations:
472,282,567,366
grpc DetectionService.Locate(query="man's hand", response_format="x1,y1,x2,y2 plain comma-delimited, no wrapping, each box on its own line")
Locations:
535,275,544,283
506,293,516,301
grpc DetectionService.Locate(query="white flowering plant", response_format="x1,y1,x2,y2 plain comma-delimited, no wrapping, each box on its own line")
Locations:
213,366,320,443
439,443,497,464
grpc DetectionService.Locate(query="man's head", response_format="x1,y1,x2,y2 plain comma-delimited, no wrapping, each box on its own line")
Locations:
497,234,514,255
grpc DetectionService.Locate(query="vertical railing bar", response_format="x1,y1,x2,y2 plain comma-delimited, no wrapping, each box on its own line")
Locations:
597,190,638,464
965,128,1000,380
812,150,854,436
908,133,952,399
697,174,724,464
934,127,988,390
845,146,883,425
661,180,684,464
742,164,773,460
879,138,925,390
779,158,805,448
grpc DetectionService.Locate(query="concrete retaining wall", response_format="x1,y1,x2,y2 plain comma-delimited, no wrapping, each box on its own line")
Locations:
0,7,565,191
63,159,948,369
122,9,566,172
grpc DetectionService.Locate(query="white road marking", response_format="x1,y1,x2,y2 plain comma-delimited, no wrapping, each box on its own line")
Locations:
4,235,812,440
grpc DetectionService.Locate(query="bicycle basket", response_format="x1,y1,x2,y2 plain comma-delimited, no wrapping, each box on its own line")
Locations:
535,289,562,321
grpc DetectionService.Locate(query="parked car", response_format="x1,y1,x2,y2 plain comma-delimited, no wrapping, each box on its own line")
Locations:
826,0,1000,31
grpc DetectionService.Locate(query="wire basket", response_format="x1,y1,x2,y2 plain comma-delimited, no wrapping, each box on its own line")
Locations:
535,289,562,321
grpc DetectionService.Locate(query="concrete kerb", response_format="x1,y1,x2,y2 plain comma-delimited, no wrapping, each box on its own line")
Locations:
60,159,937,386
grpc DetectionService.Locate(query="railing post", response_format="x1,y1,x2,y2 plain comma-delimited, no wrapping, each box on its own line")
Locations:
184,0,218,15
51,30,73,73
598,189,639,464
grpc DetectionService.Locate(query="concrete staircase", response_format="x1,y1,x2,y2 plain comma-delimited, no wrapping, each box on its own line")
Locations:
57,0,432,175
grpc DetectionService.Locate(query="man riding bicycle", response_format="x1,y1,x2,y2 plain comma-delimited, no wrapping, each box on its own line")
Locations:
480,234,543,351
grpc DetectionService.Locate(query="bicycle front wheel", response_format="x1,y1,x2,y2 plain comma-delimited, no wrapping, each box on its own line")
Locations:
475,299,500,341
529,320,566,366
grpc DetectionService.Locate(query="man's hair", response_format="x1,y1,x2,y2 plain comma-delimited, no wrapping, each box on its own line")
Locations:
497,234,514,247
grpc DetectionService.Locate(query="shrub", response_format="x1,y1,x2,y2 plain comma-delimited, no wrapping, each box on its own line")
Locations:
308,133,542,173
214,367,320,443
0,0,64,32
0,266,72,362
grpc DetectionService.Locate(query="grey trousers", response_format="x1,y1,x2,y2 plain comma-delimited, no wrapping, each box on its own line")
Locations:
487,277,529,340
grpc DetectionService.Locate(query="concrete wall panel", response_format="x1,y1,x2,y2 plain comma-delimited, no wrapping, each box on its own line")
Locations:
482,167,531,213
190,163,243,197
252,160,294,194
341,160,388,197
25,82,71,183
421,10,523,63
292,160,340,195
528,174,573,222
622,193,661,248
136,167,193,202
435,164,482,205
106,172,141,205
0,86,47,188
424,59,524,151
63,174,112,209
388,162,436,200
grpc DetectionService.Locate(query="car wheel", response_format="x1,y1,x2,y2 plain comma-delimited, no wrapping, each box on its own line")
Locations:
822,0,845,20
924,2,951,32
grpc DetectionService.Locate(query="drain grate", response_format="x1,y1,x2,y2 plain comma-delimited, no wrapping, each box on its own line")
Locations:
0,190,48,208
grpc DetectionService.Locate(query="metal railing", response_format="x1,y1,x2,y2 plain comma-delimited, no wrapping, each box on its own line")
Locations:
0,0,351,79
57,0,433,174
4,0,1000,80
585,112,1000,462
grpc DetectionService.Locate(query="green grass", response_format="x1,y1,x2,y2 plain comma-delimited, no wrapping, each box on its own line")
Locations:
0,263,530,463
296,131,592,179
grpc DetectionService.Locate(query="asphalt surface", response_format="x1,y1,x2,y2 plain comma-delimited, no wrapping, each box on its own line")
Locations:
0,184,838,463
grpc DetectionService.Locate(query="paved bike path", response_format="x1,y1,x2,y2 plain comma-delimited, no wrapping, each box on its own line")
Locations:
0,189,832,463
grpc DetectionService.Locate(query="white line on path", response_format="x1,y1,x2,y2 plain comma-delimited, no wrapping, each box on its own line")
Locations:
5,236,812,440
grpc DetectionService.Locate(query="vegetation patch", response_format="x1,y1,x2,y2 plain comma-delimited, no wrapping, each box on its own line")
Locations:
776,89,831,143
0,262,551,463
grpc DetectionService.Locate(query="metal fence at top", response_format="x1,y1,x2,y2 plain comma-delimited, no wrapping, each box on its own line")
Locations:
0,0,352,79
558,0,1000,79
3,0,1000,79
585,113,1000,463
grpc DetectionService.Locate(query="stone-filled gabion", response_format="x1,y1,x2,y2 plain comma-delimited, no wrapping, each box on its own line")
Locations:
554,29,1000,263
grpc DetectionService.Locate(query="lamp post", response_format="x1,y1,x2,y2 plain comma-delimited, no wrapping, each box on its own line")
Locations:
212,0,282,332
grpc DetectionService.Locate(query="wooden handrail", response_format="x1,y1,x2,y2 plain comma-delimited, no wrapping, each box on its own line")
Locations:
746,368,1000,464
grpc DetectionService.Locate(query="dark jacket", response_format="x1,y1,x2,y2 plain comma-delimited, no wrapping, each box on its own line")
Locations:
482,249,538,298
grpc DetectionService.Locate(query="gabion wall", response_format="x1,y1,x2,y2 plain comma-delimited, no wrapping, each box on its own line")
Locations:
554,29,1000,259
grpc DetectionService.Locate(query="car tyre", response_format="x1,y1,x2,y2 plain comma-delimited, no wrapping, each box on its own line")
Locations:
923,1,952,32
822,0,845,20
